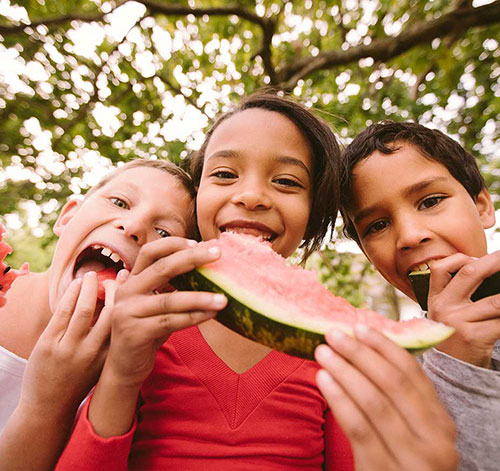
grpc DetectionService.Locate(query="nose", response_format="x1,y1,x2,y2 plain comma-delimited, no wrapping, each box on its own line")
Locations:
395,218,431,251
116,214,148,245
231,180,272,210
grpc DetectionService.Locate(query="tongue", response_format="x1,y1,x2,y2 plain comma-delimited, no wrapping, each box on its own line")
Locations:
74,260,107,278
75,262,116,300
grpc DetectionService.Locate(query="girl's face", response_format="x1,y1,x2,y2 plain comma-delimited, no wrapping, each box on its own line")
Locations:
196,108,313,258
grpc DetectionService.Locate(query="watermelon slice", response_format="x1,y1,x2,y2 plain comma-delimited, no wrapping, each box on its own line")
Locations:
172,233,454,359
409,268,500,311
0,223,29,308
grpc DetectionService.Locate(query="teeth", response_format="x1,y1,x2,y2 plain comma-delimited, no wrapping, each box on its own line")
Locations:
109,252,121,263
101,248,112,257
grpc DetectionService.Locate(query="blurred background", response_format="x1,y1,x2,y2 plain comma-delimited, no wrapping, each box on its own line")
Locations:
1,0,499,319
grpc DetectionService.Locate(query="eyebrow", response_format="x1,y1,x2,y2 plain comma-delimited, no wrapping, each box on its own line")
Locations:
353,176,449,224
206,150,312,178
115,182,190,230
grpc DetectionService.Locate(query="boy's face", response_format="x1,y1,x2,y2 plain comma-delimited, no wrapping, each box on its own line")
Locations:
196,108,313,258
346,142,495,300
48,166,194,311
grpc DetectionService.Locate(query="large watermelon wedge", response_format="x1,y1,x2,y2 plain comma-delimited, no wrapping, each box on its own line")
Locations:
172,233,454,359
0,224,29,308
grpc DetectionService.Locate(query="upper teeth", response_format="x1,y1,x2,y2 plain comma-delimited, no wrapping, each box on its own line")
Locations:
411,260,437,273
93,245,123,265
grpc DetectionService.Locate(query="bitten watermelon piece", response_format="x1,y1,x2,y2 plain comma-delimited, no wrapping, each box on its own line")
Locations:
0,224,29,308
172,233,454,359
409,268,500,311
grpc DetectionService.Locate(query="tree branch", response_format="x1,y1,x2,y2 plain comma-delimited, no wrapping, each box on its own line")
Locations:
140,1,277,83
0,0,129,35
278,0,500,90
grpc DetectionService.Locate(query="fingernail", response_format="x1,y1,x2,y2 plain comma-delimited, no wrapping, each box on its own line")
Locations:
187,239,197,247
355,324,370,338
315,344,334,362
316,369,336,388
208,247,220,257
213,294,226,307
327,329,345,343
85,271,96,278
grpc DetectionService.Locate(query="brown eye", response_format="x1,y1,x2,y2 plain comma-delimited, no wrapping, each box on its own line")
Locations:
419,196,446,210
111,197,128,209
156,228,170,238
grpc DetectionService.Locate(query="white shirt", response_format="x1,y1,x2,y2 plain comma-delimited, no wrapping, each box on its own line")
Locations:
0,344,26,432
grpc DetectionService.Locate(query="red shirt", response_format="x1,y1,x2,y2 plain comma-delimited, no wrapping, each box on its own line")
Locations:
57,326,354,470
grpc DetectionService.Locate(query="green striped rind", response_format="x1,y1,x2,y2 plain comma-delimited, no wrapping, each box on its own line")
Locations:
409,268,500,311
172,269,453,359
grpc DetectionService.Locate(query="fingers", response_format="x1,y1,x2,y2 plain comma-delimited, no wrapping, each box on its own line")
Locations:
40,278,84,340
428,253,475,303
429,252,500,305
130,237,198,275
87,269,130,347
316,368,395,470
315,327,453,443
63,271,100,341
126,244,221,295
121,290,227,319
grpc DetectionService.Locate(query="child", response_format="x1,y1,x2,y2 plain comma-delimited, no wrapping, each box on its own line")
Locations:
55,93,456,470
337,120,500,470
0,159,224,471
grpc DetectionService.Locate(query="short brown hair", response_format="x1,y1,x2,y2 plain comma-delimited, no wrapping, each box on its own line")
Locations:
188,91,342,260
85,158,196,201
340,120,487,243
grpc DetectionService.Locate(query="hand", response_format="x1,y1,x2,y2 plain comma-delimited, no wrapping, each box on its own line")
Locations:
427,251,500,367
315,327,457,471
103,237,227,389
17,269,123,421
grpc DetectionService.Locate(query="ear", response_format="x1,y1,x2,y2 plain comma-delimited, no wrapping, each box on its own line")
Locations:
53,199,81,236
475,187,496,230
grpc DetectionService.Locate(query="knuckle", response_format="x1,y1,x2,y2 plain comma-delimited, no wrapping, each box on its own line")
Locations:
348,421,375,444
457,263,477,279
488,294,500,310
158,314,173,333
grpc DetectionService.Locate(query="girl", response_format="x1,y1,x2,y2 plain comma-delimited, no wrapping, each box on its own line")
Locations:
55,92,456,470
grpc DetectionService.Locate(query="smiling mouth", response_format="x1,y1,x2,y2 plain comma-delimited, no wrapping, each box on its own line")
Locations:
220,225,277,242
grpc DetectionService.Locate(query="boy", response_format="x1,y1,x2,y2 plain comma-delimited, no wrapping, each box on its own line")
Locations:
0,159,226,471
338,120,500,470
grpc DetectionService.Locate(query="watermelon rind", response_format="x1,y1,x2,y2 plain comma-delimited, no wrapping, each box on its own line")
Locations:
174,268,454,360
409,268,500,312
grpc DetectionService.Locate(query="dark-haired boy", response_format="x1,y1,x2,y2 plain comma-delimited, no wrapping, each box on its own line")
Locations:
339,120,500,471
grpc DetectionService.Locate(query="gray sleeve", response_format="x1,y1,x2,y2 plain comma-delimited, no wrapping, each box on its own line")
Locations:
420,341,500,471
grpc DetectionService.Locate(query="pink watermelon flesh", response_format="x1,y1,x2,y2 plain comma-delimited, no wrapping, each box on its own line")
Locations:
0,224,29,308
194,233,454,353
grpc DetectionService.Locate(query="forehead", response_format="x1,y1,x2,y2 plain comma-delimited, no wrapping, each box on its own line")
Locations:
349,143,456,211
206,108,312,166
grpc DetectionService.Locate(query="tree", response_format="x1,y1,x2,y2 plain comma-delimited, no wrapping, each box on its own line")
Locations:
1,0,499,316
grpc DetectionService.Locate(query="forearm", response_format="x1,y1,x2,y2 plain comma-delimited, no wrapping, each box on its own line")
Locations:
88,365,141,438
0,402,77,471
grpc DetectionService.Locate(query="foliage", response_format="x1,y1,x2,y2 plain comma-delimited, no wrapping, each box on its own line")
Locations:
1,0,499,317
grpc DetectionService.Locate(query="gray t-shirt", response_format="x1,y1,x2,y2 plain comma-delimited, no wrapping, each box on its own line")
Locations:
421,340,500,471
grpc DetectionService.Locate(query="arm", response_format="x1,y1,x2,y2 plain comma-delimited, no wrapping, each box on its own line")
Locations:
421,341,500,471
56,237,227,470
0,271,119,471
426,251,500,367
315,326,458,471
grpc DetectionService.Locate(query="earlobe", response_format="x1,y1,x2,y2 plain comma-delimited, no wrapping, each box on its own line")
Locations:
475,187,496,230
53,199,81,236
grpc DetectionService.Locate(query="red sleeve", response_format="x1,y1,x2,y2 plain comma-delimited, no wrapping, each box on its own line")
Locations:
55,397,136,471
324,408,355,471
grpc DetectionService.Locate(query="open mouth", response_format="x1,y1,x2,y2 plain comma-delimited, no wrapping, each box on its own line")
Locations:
74,245,127,299
220,226,277,242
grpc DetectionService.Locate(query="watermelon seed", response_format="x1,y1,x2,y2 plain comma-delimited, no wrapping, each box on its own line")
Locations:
3,266,11,274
